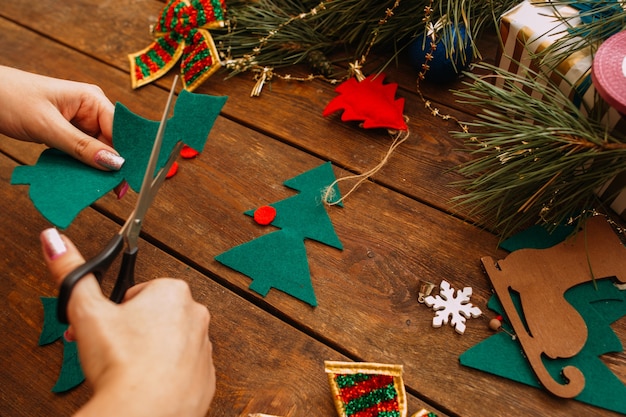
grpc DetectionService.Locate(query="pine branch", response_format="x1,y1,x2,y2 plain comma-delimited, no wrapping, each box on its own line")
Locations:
214,0,518,77
451,62,626,238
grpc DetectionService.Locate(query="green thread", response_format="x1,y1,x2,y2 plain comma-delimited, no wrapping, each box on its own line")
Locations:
134,56,152,78
210,0,225,20
196,0,207,25
335,373,371,388
146,49,166,68
172,2,186,30
344,384,397,415
157,36,178,56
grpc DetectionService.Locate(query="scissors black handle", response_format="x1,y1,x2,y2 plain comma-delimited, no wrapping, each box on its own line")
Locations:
110,247,137,303
57,234,125,323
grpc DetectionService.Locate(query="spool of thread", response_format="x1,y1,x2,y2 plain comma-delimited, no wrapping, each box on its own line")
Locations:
592,30,626,116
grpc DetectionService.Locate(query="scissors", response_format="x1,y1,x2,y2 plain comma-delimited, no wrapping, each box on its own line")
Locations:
57,77,183,324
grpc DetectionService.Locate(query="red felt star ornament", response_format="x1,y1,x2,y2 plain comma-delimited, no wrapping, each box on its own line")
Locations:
322,74,407,131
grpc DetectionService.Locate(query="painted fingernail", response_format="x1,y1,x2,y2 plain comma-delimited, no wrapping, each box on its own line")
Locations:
94,150,125,170
41,228,67,260
63,328,76,342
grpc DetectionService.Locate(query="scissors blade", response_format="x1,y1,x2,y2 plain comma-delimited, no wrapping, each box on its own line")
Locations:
121,76,179,248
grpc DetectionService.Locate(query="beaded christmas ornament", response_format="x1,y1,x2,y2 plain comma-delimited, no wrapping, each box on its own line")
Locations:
325,361,437,417
129,0,226,91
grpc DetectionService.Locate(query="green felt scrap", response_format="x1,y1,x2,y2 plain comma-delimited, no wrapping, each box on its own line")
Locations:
53,340,84,393
39,297,84,392
12,90,227,228
460,279,626,414
39,297,70,345
12,149,123,229
499,224,575,252
215,162,343,306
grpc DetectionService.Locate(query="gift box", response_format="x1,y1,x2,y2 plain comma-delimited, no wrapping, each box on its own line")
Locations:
497,0,626,220
497,0,625,132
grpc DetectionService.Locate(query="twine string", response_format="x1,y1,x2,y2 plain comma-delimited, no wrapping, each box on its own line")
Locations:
323,126,410,206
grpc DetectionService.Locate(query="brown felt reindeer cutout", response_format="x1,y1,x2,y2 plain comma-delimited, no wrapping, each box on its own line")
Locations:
481,216,626,398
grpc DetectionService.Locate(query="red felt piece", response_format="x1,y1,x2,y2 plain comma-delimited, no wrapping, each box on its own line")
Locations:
323,74,407,131
253,205,277,225
166,161,179,179
114,181,129,199
180,144,200,159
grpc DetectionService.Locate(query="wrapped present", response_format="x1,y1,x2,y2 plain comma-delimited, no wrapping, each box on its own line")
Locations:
496,0,625,132
498,0,626,219
595,171,626,219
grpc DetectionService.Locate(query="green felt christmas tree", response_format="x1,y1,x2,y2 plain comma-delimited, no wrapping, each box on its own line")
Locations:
11,90,226,229
215,162,343,306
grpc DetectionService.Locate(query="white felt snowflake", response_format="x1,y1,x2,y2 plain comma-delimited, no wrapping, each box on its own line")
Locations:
424,279,482,334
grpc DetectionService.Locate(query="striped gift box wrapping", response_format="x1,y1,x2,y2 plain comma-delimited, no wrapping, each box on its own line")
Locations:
497,0,626,219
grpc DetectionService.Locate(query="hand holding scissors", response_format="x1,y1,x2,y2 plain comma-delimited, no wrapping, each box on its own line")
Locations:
57,77,183,323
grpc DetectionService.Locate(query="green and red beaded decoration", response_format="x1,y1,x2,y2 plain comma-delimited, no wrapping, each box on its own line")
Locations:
325,361,437,417
129,0,226,91
334,372,401,416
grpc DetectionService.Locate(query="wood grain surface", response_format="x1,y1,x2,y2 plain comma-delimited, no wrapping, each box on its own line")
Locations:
1,1,625,416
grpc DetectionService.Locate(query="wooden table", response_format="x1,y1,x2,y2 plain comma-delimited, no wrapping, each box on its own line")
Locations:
1,1,625,416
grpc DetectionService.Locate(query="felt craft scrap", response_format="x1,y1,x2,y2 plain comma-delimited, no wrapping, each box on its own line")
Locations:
323,74,407,131
128,0,226,91
324,361,437,417
39,297,84,392
215,162,343,307
166,161,180,178
11,90,227,229
180,144,200,159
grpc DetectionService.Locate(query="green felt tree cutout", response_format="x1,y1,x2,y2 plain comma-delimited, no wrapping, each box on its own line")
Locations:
39,297,85,392
215,162,343,306
460,226,626,414
11,90,227,229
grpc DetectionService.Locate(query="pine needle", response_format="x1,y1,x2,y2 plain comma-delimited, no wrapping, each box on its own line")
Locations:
452,62,626,238
214,0,520,77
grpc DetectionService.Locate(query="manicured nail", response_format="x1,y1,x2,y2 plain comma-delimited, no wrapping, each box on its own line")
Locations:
95,149,125,170
63,328,75,342
41,228,67,260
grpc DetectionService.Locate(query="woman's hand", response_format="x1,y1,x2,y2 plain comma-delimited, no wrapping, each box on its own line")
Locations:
0,66,124,170
40,228,215,417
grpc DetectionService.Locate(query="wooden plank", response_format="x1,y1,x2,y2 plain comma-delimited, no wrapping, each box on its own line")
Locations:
0,152,444,416
0,0,484,218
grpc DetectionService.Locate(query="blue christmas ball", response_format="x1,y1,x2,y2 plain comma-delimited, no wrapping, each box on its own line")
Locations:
408,25,473,84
